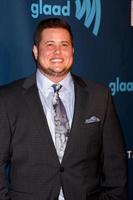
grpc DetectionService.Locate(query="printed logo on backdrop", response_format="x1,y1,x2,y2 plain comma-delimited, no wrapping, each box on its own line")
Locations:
30,0,101,36
127,150,133,159
131,0,133,26
109,77,133,96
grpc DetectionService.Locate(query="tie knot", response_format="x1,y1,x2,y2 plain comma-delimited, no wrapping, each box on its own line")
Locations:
52,84,62,93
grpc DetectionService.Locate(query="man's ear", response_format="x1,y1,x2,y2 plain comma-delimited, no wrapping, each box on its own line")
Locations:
32,45,38,60
73,48,74,54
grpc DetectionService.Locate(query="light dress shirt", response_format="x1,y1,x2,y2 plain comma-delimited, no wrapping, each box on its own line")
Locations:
36,69,75,200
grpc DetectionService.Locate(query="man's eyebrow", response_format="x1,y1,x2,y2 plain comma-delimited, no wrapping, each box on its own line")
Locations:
42,40,71,45
61,41,70,43
44,41,55,44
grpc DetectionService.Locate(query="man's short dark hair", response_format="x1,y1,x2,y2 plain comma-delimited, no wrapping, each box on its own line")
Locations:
34,18,73,46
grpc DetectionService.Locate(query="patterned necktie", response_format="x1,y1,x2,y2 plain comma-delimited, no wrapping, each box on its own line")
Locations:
52,84,70,162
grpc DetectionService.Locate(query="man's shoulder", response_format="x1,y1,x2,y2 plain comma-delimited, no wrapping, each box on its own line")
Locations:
0,78,24,90
72,74,110,94
0,73,36,96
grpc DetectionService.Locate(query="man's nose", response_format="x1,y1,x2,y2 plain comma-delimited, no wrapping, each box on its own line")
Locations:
54,45,61,54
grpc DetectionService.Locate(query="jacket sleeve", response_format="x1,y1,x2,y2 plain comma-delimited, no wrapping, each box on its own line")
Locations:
100,91,128,200
0,95,11,200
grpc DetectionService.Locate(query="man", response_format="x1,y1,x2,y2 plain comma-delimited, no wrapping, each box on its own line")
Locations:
0,18,128,200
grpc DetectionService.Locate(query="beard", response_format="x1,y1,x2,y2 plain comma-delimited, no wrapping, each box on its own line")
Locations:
38,64,72,79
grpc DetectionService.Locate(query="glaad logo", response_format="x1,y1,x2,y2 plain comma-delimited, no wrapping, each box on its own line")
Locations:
75,0,101,36
31,0,101,36
31,0,70,19
109,77,133,96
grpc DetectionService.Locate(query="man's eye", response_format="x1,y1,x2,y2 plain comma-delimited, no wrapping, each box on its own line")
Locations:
62,43,69,47
47,43,54,47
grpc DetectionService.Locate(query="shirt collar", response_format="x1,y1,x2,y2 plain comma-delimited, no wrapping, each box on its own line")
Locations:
36,69,74,96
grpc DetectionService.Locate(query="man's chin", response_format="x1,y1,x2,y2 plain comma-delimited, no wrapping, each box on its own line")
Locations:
40,68,71,78
49,71,68,77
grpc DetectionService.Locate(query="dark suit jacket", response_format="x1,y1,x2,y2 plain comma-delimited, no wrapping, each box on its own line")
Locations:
0,73,128,200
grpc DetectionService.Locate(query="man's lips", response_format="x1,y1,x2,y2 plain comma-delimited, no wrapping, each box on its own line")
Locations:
50,58,64,63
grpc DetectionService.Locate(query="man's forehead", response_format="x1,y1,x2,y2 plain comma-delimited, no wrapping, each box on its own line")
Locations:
41,27,70,34
40,28,72,40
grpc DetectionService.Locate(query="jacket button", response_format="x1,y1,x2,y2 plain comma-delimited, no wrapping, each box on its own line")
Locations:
60,166,64,172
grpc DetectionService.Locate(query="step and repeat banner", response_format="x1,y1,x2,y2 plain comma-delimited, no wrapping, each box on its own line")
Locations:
0,0,133,198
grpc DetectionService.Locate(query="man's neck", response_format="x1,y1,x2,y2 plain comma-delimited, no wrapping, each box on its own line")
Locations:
38,69,70,83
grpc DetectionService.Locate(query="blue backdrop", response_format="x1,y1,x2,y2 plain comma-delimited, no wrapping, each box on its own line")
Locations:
0,0,133,198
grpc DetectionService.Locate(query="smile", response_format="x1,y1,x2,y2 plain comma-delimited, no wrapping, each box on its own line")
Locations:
50,58,63,63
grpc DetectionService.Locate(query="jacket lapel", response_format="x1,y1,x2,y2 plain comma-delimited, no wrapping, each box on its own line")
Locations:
22,74,60,165
62,75,90,163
